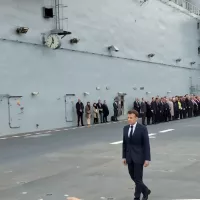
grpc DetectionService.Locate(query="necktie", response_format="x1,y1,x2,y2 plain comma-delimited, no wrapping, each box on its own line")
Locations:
129,126,133,139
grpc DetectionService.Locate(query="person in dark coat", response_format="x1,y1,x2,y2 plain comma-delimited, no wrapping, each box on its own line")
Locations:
150,97,156,124
134,98,141,114
113,100,118,121
146,101,152,125
140,98,146,126
102,100,109,122
75,99,84,126
122,110,151,200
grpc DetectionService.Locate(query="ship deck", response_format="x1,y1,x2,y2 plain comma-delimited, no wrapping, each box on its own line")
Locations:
0,118,200,200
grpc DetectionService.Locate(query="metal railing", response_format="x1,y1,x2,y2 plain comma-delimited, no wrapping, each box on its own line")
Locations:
170,0,200,15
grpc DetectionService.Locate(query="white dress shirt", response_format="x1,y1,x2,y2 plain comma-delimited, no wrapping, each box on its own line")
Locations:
128,122,137,137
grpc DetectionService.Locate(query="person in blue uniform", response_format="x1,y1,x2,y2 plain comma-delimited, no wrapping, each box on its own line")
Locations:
122,109,151,200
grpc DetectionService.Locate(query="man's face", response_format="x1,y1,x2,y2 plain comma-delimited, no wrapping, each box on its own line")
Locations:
128,114,137,125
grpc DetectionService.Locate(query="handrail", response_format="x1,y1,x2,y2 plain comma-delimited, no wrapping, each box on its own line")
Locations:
170,0,200,15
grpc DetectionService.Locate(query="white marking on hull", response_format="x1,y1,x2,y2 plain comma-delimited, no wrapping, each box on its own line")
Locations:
159,129,174,133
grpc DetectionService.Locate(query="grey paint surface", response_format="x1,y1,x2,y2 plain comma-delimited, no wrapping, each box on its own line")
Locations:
0,118,200,200
0,0,200,135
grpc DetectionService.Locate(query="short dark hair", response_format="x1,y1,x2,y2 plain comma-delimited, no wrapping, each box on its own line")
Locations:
127,109,139,117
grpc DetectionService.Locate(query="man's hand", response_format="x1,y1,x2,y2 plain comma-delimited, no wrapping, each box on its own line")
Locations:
144,160,149,167
122,159,127,166
67,197,80,200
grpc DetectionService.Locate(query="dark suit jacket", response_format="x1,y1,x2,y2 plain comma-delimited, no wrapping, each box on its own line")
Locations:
140,101,146,113
122,123,151,164
134,101,140,113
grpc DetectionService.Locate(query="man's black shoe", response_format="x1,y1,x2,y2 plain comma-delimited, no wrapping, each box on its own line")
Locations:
142,189,151,200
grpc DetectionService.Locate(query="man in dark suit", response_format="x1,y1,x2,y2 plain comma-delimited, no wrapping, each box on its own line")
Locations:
75,99,84,127
122,110,151,200
140,98,146,126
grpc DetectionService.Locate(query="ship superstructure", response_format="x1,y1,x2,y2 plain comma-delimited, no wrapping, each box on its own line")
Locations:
0,0,200,135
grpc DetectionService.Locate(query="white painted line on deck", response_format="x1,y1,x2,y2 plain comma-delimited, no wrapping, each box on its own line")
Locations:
45,131,52,133
159,129,174,133
149,136,156,139
0,138,7,140
22,192,28,194
25,134,52,138
24,134,31,136
110,141,123,145
64,129,69,131
12,136,20,138
54,130,61,132
148,133,156,136
35,133,41,135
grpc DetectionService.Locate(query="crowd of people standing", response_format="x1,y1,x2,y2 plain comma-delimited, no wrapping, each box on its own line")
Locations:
75,99,109,126
75,94,200,127
134,94,200,126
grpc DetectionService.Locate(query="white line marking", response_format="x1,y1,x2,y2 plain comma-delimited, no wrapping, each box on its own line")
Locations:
35,133,41,135
24,134,31,136
54,130,61,132
12,136,20,138
110,141,123,144
159,129,174,133
64,129,68,131
22,192,27,194
25,134,52,138
72,127,77,130
149,136,156,139
148,133,156,136
0,138,7,140
4,170,12,173
45,131,52,133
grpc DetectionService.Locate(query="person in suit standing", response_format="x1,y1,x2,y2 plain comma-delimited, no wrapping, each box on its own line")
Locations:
140,98,146,125
75,99,84,127
102,100,109,123
113,100,118,121
150,97,156,124
122,110,151,200
133,98,140,114
97,100,103,123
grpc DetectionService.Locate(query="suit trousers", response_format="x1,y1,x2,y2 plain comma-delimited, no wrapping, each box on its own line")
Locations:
128,162,148,199
141,112,146,125
77,112,83,126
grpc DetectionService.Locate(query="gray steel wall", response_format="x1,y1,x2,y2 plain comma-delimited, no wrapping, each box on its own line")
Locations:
0,0,200,135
